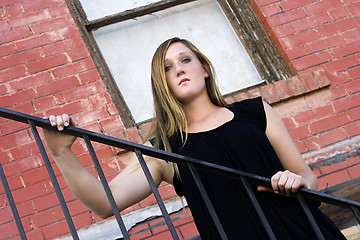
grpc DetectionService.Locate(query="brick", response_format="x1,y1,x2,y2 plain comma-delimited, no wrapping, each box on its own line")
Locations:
330,85,347,100
21,0,63,13
77,68,101,84
2,155,42,177
0,26,31,45
342,27,360,41
0,83,9,95
347,65,360,80
41,220,69,239
57,25,81,39
0,19,8,32
304,128,347,150
267,8,307,27
279,0,315,11
48,3,70,18
305,34,345,54
21,167,49,186
52,58,96,78
30,15,75,34
347,1,360,15
279,29,320,49
344,79,360,94
0,43,17,58
178,221,199,239
72,212,93,229
0,129,32,150
0,207,12,225
8,9,51,28
2,3,23,17
0,88,36,108
15,31,61,52
27,53,68,74
17,200,35,217
62,80,106,102
309,112,350,134
286,75,307,96
67,199,89,216
33,193,59,212
292,51,333,71
300,71,319,91
9,71,53,91
291,13,332,32
0,48,42,69
329,6,351,21
331,41,360,58
45,99,92,117
286,45,308,60
317,17,357,37
8,141,39,161
343,120,360,137
304,0,343,16
0,65,27,83
67,46,90,62
289,125,311,141
36,75,80,97
12,180,53,204
260,83,280,104
0,220,18,239
333,92,360,112
0,120,29,135
273,79,292,100
33,95,57,111
42,36,84,57
312,68,330,88
347,107,360,121
89,93,112,109
347,159,360,178
31,210,56,228
318,170,351,190
323,55,360,73
253,0,279,7
260,2,282,17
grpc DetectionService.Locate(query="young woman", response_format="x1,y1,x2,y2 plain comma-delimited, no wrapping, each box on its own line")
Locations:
44,37,346,239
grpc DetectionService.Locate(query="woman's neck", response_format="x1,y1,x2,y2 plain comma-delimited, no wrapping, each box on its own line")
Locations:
183,96,229,133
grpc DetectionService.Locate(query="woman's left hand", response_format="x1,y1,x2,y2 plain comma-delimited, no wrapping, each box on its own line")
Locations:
257,170,305,196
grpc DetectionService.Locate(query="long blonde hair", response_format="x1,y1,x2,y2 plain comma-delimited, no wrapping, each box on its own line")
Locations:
146,37,227,172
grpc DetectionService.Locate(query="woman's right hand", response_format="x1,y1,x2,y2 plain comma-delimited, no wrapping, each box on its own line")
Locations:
43,114,78,156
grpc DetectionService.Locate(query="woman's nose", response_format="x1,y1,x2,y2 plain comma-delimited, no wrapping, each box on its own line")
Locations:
176,64,185,76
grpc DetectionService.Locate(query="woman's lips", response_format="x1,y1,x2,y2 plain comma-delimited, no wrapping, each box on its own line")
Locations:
179,78,190,85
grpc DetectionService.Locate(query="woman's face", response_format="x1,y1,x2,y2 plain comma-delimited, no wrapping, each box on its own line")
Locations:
164,42,209,104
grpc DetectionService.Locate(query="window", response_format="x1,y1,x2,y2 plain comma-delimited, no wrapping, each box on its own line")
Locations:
67,0,292,126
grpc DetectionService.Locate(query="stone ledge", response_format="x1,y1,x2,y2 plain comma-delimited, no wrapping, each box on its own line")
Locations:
227,68,331,105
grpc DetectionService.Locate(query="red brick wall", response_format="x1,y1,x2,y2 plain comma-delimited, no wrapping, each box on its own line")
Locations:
0,0,359,239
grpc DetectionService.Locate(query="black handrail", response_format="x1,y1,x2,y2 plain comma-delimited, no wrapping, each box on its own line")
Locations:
1,107,359,240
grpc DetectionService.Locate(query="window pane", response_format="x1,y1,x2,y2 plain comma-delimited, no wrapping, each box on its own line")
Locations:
80,0,161,20
90,0,263,123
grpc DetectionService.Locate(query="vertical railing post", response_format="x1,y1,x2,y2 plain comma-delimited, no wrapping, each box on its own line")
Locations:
134,148,180,240
187,163,229,240
350,206,360,224
240,177,277,240
82,134,130,240
296,192,325,240
28,120,80,240
0,161,27,240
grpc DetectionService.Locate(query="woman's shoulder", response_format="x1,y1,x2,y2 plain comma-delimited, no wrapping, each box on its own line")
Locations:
228,97,266,130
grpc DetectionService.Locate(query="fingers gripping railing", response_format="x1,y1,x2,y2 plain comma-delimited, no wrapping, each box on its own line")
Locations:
1,107,360,240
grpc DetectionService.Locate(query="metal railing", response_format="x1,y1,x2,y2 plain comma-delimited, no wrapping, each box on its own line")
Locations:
0,107,359,240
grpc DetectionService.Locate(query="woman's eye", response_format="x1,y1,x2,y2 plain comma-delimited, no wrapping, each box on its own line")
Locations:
182,58,191,63
164,66,171,72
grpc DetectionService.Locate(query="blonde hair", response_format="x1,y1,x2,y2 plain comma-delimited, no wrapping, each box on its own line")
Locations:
146,37,227,173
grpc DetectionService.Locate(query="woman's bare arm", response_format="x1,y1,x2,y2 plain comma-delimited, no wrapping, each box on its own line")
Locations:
260,102,318,195
43,114,174,218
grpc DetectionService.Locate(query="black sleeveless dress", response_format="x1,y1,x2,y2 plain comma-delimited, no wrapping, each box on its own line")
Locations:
168,97,346,240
